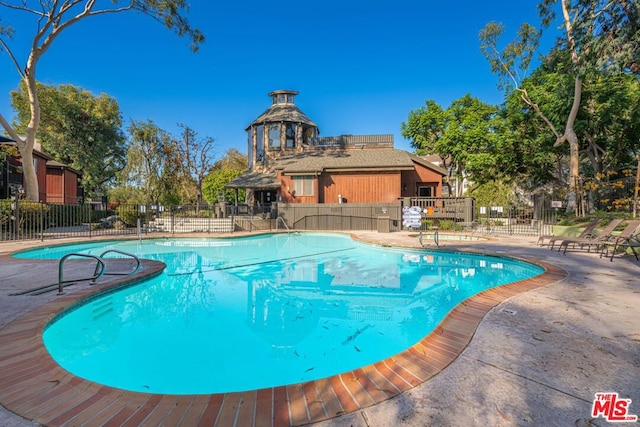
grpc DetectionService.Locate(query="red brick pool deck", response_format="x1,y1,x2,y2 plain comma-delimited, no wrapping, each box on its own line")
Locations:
2,231,633,426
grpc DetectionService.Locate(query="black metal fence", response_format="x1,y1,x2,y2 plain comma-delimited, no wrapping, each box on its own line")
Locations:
473,201,557,236
591,177,638,212
0,202,236,242
1,197,562,243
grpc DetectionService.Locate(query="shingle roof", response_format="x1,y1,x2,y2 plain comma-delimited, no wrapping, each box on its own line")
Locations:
46,159,82,175
272,149,447,175
226,171,281,189
246,103,317,129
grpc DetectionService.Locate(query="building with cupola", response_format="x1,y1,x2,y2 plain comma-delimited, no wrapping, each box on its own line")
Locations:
227,90,447,208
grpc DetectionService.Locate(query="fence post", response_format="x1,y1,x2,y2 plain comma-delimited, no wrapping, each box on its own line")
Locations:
40,202,44,241
12,197,18,239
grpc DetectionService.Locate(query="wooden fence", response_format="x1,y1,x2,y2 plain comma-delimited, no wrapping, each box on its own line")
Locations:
276,202,403,232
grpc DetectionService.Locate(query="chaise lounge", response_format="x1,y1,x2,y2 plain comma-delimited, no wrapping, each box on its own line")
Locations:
537,218,601,249
557,219,624,255
599,220,640,261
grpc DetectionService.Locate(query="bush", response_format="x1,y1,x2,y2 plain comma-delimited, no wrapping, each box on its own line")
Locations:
47,203,89,227
0,199,10,226
116,205,142,226
438,219,463,231
90,209,116,223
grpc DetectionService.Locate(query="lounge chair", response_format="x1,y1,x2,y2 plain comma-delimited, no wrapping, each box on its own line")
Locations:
599,220,640,261
557,219,624,255
537,218,600,249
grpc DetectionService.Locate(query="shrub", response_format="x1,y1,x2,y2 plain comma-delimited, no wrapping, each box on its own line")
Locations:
116,205,142,226
439,219,464,231
47,203,89,227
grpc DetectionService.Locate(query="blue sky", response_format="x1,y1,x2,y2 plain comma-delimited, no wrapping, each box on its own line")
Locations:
0,1,555,156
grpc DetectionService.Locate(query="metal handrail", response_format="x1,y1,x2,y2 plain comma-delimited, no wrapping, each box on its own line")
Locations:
58,253,105,295
57,250,140,296
275,216,290,233
94,249,141,277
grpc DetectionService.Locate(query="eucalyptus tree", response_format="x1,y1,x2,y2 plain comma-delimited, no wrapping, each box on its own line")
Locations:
502,62,640,211
0,0,203,201
10,82,127,198
480,0,639,214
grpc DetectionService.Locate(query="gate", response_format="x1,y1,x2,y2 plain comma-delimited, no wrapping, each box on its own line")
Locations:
474,195,557,236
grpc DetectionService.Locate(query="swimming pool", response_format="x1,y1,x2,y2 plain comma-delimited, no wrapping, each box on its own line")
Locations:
16,233,544,394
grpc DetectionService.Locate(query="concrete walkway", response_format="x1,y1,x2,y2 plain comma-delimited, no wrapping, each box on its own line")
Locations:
1,232,639,426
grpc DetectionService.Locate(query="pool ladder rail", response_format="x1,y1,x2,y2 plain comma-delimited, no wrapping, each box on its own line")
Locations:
275,216,290,233
418,229,439,247
57,249,141,295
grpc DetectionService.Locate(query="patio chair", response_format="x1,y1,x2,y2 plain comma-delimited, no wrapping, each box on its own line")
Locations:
537,218,600,249
557,219,624,255
599,220,640,261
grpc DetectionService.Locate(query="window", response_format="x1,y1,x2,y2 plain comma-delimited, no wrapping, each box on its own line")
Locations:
293,176,314,196
247,130,253,166
418,186,433,197
256,125,264,162
268,123,280,149
285,123,296,148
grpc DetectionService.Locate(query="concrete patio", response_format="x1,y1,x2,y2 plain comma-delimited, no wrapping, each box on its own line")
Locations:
1,232,638,426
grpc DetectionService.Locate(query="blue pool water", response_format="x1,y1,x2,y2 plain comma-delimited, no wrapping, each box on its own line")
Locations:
17,233,544,394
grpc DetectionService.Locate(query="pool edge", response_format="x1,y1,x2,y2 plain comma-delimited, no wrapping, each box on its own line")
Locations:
0,239,567,427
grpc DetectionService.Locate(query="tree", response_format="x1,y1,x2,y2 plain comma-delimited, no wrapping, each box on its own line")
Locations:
440,95,512,188
480,0,640,214
402,95,512,195
174,124,216,207
119,120,182,206
213,148,248,171
502,62,640,209
202,148,248,204
0,0,203,201
10,82,127,198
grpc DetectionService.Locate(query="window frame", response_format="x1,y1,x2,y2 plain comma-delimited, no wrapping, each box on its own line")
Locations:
292,175,314,196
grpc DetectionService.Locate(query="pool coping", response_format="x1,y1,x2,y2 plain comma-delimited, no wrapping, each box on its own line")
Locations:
0,236,566,426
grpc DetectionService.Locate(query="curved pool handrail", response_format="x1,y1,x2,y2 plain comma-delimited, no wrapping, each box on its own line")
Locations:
58,253,105,295
95,249,141,277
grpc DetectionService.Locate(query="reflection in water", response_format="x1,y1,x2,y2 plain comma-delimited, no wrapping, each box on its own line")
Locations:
41,234,542,394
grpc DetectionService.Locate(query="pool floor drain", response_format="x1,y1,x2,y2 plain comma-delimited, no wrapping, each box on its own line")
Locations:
501,308,517,315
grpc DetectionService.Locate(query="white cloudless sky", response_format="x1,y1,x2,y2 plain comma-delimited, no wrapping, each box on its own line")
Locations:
0,1,557,157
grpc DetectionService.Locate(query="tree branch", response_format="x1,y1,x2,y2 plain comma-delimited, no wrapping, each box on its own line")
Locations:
0,1,46,16
0,112,24,144
517,87,563,141
0,37,25,78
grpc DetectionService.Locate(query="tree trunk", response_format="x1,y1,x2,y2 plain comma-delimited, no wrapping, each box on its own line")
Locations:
634,154,640,218
558,76,583,216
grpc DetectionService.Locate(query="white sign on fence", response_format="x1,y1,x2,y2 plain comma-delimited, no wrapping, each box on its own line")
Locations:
402,206,422,228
